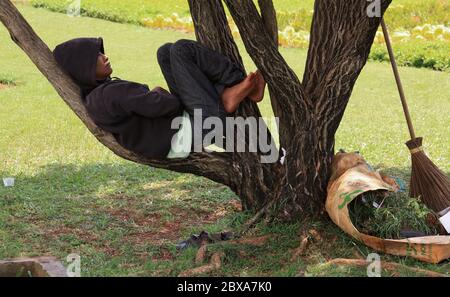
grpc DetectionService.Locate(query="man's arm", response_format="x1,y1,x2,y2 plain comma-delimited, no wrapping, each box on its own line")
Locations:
117,87,182,118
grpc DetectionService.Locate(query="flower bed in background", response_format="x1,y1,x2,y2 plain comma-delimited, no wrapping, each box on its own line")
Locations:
31,0,450,72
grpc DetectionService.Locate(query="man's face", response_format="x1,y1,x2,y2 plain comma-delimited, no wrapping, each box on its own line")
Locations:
96,52,113,80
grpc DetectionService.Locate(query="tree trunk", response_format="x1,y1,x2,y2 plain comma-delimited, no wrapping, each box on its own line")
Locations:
222,0,391,217
0,0,391,221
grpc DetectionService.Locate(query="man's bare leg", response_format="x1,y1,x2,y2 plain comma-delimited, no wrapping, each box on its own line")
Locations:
221,72,257,113
248,70,266,103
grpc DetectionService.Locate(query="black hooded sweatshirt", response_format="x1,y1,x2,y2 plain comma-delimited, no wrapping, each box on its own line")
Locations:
53,37,182,159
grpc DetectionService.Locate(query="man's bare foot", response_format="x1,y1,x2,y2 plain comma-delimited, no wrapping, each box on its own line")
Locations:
222,72,257,113
248,70,266,103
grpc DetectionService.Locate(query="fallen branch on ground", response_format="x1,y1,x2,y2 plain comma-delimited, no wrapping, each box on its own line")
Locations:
291,234,309,262
326,258,446,277
178,252,224,277
308,229,323,242
239,199,277,236
195,244,208,265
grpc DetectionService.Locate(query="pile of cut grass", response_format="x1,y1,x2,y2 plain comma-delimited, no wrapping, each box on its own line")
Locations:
349,191,441,239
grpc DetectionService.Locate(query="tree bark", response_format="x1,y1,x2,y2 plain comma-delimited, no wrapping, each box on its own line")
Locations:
304,0,392,137
188,0,282,212
0,0,392,221
224,0,391,216
258,0,278,46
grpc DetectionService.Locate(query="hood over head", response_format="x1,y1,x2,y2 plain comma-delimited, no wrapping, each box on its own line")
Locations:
53,37,107,96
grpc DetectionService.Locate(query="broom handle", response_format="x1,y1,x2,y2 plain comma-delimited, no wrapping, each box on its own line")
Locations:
381,19,417,140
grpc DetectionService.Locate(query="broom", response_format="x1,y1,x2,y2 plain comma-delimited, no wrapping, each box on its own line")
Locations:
380,19,450,214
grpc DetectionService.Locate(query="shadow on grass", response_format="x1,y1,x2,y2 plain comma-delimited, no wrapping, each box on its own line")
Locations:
1,163,447,276
0,162,240,265
0,161,238,237
0,162,215,200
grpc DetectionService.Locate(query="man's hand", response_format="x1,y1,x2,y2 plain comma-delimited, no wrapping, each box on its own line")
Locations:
152,86,171,96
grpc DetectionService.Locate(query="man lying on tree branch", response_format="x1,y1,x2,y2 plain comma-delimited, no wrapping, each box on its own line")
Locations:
53,38,266,159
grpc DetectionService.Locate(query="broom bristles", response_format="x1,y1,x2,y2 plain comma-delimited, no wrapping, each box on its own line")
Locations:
407,138,450,213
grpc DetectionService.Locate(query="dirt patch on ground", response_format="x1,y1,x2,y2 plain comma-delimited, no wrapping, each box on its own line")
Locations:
179,199,241,225
123,199,242,246
188,199,242,224
0,83,9,90
44,226,99,242
43,225,122,256
108,208,162,226
32,197,243,259
126,221,183,245
153,247,176,261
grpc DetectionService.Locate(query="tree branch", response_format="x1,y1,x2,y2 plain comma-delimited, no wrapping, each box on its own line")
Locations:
0,0,234,186
188,0,282,210
224,0,313,152
188,0,244,67
256,0,283,133
303,0,392,137
257,0,278,46
188,0,270,123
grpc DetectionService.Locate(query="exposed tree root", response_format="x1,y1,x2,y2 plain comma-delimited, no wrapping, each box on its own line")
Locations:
239,199,277,236
291,234,309,262
178,252,224,277
195,244,208,265
180,233,272,277
353,251,365,260
326,258,446,277
308,229,323,242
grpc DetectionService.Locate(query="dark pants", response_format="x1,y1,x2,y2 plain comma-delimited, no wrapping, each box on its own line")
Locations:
157,40,245,148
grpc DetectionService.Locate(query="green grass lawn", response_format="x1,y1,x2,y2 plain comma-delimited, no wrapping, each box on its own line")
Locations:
30,0,447,18
30,0,450,72
0,5,449,276
30,0,449,30
29,0,316,20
